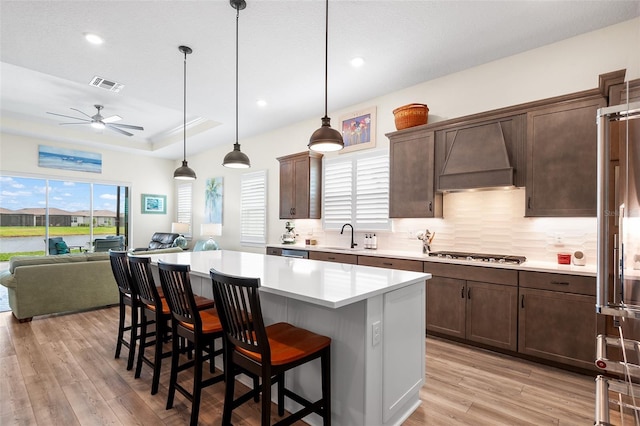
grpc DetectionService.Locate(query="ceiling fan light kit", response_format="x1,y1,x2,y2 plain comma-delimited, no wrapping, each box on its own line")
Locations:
174,45,197,180
223,0,250,169
308,0,344,153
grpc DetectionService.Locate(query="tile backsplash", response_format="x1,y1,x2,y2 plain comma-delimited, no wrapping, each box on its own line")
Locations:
288,188,597,265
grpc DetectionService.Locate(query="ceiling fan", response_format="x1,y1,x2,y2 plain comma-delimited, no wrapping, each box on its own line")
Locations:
46,104,144,136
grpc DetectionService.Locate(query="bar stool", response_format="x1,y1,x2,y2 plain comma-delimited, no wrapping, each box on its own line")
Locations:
210,268,332,426
157,261,225,426
108,250,140,370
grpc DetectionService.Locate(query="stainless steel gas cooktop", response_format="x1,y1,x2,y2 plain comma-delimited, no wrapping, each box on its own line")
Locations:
428,251,527,265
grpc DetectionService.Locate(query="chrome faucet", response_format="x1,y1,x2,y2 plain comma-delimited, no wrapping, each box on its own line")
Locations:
341,223,357,249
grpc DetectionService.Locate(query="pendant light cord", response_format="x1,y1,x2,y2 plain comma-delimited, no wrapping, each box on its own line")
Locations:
235,7,240,144
183,49,187,162
323,0,329,119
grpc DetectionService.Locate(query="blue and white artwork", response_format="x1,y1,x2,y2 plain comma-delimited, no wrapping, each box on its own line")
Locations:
205,177,223,224
38,145,102,173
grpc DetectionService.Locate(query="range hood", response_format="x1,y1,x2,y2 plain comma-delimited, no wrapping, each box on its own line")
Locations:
437,116,524,192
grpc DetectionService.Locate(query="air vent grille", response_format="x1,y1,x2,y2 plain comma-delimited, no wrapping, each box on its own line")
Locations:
89,76,124,93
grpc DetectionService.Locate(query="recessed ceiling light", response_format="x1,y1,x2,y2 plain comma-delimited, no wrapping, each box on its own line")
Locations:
256,99,268,107
84,33,104,45
350,57,365,68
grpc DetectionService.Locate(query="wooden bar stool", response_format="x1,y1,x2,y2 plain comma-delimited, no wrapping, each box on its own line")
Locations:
108,250,140,371
157,261,225,426
210,268,332,426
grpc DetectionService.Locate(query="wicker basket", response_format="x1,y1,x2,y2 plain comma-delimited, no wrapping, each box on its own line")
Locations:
393,103,429,130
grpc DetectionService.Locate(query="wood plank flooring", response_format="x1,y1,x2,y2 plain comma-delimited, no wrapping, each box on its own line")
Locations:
0,306,632,425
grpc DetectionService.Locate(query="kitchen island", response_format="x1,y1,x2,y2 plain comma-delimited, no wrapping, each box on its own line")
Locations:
148,250,431,426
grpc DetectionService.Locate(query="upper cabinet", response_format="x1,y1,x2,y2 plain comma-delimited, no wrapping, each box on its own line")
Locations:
277,151,323,219
525,95,606,217
387,127,442,218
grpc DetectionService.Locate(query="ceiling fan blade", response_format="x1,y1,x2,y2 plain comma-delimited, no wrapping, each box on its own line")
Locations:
102,115,122,123
106,124,134,136
46,112,91,122
59,122,91,126
70,108,93,118
110,123,144,131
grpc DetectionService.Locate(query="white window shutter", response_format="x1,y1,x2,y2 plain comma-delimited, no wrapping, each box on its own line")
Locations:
176,182,193,237
241,170,267,245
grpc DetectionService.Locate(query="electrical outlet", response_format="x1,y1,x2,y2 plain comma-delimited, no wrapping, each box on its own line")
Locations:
553,232,564,246
407,230,414,240
372,321,381,346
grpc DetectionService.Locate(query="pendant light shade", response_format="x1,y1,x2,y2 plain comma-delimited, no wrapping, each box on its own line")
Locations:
223,0,250,169
309,0,343,152
174,45,197,180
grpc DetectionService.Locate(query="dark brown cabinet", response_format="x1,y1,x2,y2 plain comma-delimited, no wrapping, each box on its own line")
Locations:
309,251,358,264
525,95,607,216
277,151,323,219
425,262,518,351
518,271,602,370
387,128,442,218
357,255,423,272
265,246,282,256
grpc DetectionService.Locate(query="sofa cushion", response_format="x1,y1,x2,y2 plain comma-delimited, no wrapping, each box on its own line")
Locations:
9,254,87,274
86,252,110,261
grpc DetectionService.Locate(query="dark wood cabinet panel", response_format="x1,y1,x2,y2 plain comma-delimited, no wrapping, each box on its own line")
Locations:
518,287,598,370
277,151,323,219
426,276,466,338
466,281,518,351
387,129,442,218
357,255,423,272
265,246,282,256
309,251,358,264
525,95,607,217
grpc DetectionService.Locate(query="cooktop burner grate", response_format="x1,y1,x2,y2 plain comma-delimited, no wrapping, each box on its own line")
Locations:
428,251,527,264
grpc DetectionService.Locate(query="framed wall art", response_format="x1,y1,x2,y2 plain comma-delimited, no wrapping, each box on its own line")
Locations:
141,193,167,214
38,145,102,173
204,177,223,224
339,106,376,153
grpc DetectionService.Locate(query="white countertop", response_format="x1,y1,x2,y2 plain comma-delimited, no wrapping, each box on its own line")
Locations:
268,244,597,277
147,250,431,309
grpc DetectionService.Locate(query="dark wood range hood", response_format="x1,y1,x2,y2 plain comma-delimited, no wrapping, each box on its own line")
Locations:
436,114,525,192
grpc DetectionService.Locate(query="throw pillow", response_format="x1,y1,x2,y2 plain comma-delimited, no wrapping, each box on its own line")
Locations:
55,241,70,254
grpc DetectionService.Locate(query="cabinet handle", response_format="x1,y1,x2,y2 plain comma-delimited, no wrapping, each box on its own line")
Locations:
328,256,336,260
428,201,433,212
521,295,525,308
550,280,570,285
467,288,471,299
461,287,465,298
383,262,393,266
292,207,296,216
527,197,531,210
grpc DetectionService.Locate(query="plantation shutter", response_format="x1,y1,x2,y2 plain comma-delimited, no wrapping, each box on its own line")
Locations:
323,150,389,230
240,170,267,245
176,182,193,237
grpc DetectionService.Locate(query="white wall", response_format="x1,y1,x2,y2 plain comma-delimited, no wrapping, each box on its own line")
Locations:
2,18,638,262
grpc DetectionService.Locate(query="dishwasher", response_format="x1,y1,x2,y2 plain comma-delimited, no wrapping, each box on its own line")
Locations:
281,249,309,259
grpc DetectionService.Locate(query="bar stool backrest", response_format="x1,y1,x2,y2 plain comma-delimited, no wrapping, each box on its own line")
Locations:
157,261,201,331
109,250,135,295
128,255,162,310
209,268,269,362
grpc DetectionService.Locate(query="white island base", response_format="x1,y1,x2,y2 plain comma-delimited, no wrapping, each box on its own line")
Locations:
151,251,428,426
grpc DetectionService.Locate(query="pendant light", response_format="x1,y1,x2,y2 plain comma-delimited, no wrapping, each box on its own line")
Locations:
174,45,197,180
308,0,343,152
223,0,251,169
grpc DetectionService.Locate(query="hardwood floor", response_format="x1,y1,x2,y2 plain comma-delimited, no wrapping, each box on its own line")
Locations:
0,306,631,425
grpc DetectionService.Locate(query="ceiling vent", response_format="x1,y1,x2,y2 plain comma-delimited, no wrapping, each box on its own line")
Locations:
89,76,124,93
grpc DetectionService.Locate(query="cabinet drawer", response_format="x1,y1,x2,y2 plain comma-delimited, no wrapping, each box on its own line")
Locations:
309,251,358,264
266,247,282,256
424,262,518,286
358,256,423,272
519,271,595,296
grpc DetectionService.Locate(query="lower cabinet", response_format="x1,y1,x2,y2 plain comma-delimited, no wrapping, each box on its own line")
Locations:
425,262,518,351
518,271,602,370
308,251,358,264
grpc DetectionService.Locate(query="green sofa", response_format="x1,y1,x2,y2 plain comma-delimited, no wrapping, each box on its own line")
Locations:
0,247,183,322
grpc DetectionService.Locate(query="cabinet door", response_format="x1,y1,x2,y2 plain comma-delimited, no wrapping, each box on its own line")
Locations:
279,158,295,218
465,281,518,351
309,251,358,264
357,255,423,272
526,96,607,216
266,247,282,256
425,276,465,338
388,130,441,218
518,287,597,370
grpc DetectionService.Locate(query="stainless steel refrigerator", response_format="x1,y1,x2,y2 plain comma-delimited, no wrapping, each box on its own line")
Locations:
595,93,640,425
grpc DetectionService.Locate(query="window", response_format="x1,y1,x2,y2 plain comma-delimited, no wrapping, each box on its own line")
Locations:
323,150,390,231
240,170,267,245
176,182,193,238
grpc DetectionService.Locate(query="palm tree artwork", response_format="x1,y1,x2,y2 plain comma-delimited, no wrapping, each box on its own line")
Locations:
205,177,223,224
